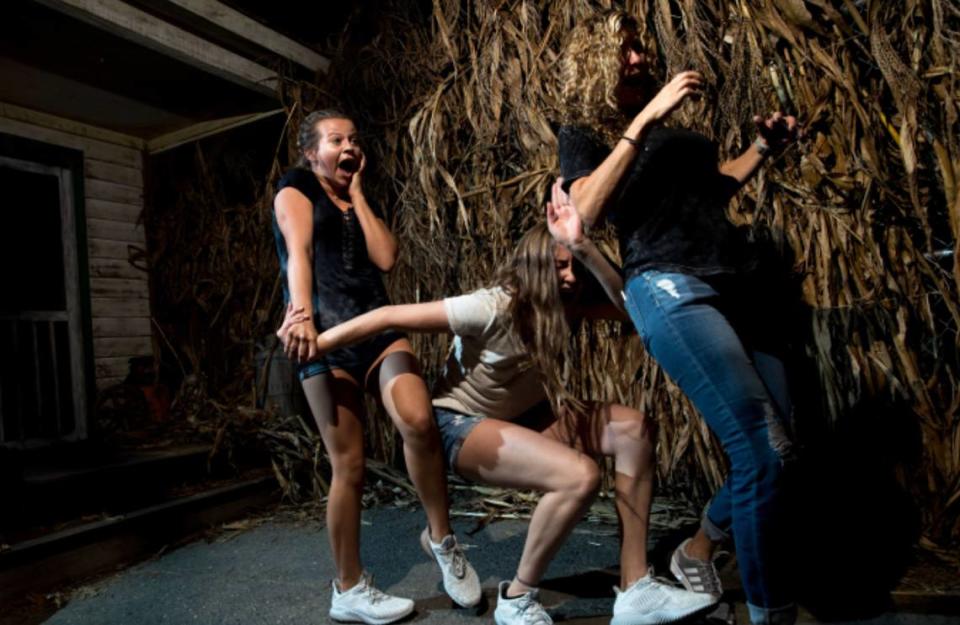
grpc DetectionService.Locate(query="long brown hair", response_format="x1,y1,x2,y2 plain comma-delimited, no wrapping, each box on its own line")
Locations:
493,223,587,417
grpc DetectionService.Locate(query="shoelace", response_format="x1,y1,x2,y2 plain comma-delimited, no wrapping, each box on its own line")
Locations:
516,590,551,625
448,545,466,578
358,577,387,605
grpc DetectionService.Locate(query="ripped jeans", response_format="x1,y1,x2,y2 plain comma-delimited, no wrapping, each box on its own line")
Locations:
624,270,796,624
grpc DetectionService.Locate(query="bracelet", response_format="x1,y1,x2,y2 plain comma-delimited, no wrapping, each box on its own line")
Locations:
753,137,772,156
620,135,642,148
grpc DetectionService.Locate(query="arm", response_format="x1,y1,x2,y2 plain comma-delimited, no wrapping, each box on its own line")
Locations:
719,112,799,185
568,71,703,227
548,178,626,319
274,187,319,362
349,154,399,272
315,301,450,356
570,240,628,322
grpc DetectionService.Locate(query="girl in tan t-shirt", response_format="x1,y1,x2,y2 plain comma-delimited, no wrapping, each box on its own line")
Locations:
279,181,714,625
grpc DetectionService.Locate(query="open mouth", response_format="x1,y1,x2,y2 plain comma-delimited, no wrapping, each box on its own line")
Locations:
337,155,359,174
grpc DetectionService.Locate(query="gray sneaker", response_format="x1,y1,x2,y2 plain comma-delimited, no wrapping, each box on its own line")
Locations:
494,580,553,625
669,538,723,598
611,567,718,625
420,527,481,607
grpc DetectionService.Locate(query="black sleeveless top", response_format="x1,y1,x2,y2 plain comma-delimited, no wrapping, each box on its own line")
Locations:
272,168,392,331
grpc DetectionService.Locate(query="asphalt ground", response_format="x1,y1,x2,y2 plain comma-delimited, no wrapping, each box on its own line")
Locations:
41,507,958,625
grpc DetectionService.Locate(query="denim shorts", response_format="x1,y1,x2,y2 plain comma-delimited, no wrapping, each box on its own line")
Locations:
434,401,554,473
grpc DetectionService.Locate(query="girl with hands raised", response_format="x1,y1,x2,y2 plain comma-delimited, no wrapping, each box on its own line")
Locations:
557,10,800,625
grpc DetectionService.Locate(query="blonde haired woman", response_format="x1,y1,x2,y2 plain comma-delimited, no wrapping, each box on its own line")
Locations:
557,10,800,625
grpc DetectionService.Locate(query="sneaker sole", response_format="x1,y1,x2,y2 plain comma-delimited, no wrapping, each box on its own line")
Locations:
610,598,718,625
329,604,414,625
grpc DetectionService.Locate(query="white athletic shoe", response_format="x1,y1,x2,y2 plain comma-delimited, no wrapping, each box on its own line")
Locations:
494,580,553,625
420,527,482,607
329,572,414,625
611,567,718,625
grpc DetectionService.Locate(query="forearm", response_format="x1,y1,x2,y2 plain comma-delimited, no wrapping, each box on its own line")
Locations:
719,142,765,184
286,252,314,315
570,114,652,227
317,300,451,353
317,306,392,353
352,192,398,271
570,239,626,315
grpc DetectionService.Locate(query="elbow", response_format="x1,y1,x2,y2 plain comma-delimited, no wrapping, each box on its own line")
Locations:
375,241,399,272
374,250,398,273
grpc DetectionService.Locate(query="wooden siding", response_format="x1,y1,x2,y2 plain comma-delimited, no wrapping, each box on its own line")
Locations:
0,111,152,390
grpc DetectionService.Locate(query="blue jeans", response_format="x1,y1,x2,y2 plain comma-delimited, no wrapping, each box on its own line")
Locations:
624,270,796,624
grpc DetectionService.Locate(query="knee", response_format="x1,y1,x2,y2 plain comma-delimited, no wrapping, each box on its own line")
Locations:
613,410,655,452
396,405,437,443
564,457,601,503
734,445,784,494
330,450,365,487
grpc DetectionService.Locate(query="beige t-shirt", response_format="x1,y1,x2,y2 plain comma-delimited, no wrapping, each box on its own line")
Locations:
432,287,547,419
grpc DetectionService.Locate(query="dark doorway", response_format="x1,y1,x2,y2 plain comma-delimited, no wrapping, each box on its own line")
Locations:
0,153,88,445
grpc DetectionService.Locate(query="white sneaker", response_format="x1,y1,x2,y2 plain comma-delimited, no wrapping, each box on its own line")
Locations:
420,527,482,607
329,572,414,625
494,580,553,625
611,567,718,625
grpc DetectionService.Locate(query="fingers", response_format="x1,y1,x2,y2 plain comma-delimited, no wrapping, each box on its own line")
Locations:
670,70,702,84
297,334,309,363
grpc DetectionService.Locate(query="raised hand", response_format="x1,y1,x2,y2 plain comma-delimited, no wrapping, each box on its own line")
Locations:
546,177,585,249
753,112,799,152
348,151,367,200
637,71,702,126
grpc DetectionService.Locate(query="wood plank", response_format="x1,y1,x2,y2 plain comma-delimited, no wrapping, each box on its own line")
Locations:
87,218,146,244
147,109,283,154
35,0,278,96
0,115,142,168
95,375,125,389
92,316,152,338
166,0,329,72
84,159,142,188
94,356,130,380
90,277,150,299
93,336,153,359
86,179,142,205
89,257,149,280
0,101,143,149
85,199,142,223
91,297,150,317
87,238,145,261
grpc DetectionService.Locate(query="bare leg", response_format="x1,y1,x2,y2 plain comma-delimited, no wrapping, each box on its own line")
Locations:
302,371,366,590
543,402,656,588
372,340,452,540
455,415,601,596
